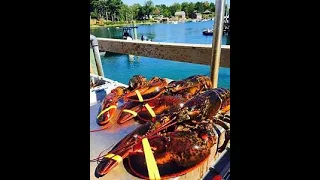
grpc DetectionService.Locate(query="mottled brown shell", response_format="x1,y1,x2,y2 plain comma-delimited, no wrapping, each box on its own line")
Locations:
128,75,148,90
166,131,213,167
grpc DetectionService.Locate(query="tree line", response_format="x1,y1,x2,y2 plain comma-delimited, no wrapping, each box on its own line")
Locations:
90,0,215,21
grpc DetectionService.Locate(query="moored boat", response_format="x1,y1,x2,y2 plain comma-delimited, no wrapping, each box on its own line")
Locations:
203,29,213,36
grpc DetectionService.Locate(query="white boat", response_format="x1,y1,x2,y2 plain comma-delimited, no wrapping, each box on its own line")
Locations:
90,74,126,105
203,28,213,36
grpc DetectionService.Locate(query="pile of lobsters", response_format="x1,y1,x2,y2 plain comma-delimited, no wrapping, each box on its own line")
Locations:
91,75,230,179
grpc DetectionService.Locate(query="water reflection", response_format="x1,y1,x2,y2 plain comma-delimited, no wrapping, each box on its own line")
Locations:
126,55,140,69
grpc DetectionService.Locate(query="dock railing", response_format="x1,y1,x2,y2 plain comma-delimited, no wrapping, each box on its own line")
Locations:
95,38,230,68
90,38,230,86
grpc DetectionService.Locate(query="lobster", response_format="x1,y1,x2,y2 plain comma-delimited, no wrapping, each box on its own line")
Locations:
165,75,213,99
92,88,230,179
95,75,212,128
96,75,148,126
117,95,187,124
124,75,212,102
114,75,213,125
123,77,168,102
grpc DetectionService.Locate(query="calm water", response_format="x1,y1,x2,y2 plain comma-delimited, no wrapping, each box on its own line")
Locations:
91,20,230,88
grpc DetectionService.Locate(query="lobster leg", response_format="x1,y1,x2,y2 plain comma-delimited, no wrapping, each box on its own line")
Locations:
218,129,230,152
215,112,230,152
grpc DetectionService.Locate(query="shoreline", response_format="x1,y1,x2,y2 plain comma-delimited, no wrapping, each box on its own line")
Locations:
90,21,156,28
89,19,206,28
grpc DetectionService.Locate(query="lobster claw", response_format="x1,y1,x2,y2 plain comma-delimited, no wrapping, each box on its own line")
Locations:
95,153,125,178
96,100,117,126
137,103,158,122
96,86,127,126
94,123,152,178
117,102,142,124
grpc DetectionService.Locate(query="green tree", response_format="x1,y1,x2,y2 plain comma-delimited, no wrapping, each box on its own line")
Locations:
195,2,204,13
90,0,218,21
152,7,160,16
90,10,99,19
169,3,181,16
107,0,123,21
94,0,108,19
144,0,155,19
181,2,189,18
209,2,215,12
130,3,142,19
156,4,171,17
204,1,210,10
187,2,195,17
162,8,171,17
138,6,146,19
159,4,167,11
119,4,133,21
90,0,99,12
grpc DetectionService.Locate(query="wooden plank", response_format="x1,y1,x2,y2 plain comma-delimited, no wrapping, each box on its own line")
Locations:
97,38,230,68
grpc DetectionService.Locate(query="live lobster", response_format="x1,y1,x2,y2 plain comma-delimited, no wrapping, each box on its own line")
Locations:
92,88,230,179
94,75,213,129
96,75,148,126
